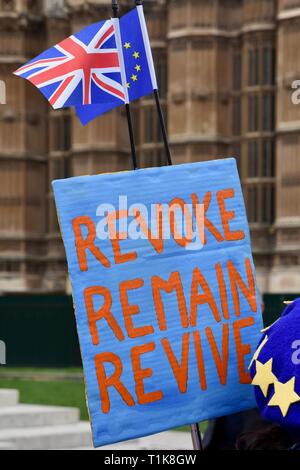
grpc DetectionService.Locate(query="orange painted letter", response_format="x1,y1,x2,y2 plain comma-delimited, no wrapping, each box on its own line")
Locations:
216,262,230,320
193,331,207,390
206,324,229,385
169,198,193,248
228,257,257,317
216,189,245,242
72,216,110,271
162,333,190,394
84,286,125,346
107,210,137,265
120,278,154,339
191,192,224,244
94,352,135,413
233,317,255,384
190,267,221,326
134,205,164,254
131,342,163,405
152,271,189,331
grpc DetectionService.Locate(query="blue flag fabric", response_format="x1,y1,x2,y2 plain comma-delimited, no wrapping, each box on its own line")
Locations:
76,7,155,125
250,299,300,439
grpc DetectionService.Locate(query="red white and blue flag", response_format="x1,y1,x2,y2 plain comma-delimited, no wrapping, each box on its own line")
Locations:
76,6,158,125
14,20,126,109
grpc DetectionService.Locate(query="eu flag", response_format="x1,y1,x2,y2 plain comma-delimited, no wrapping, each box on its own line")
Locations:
76,6,157,125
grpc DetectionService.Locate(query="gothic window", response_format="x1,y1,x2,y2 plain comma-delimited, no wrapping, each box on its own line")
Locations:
143,105,163,144
131,105,140,146
262,185,275,223
263,93,275,131
247,186,258,223
51,115,71,153
263,47,276,85
154,52,167,99
262,140,276,177
144,106,155,144
246,138,276,224
0,260,20,273
232,97,241,135
51,158,69,180
232,52,242,91
248,48,259,86
248,141,259,177
254,48,259,85
141,149,164,168
248,95,259,132
231,145,241,175
49,198,60,234
248,50,253,86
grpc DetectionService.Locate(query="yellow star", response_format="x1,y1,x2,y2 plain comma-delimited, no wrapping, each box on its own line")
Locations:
135,64,141,72
131,74,138,82
268,377,300,417
126,83,131,89
124,42,131,49
133,51,140,59
248,335,269,369
251,358,277,397
261,319,279,333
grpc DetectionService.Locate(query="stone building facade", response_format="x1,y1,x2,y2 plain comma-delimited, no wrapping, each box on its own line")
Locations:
0,0,299,296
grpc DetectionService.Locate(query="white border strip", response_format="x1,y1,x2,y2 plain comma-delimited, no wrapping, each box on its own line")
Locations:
137,5,158,90
111,18,129,104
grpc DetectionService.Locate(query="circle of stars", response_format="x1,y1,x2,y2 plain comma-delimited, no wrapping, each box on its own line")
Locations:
250,334,300,418
123,42,141,90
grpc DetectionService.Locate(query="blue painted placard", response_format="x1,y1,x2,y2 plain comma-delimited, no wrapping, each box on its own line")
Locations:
52,158,263,448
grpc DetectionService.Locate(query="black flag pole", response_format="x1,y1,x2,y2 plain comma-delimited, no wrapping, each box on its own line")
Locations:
191,423,204,451
112,0,138,170
153,90,173,166
134,0,203,451
135,0,172,166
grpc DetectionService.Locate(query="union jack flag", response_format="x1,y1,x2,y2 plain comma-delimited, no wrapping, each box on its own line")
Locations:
14,20,126,110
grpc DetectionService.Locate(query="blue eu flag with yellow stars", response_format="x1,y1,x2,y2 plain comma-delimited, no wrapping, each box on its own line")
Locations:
76,6,156,125
250,298,300,439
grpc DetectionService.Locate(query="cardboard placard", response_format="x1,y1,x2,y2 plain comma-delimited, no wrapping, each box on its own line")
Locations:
52,159,263,447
